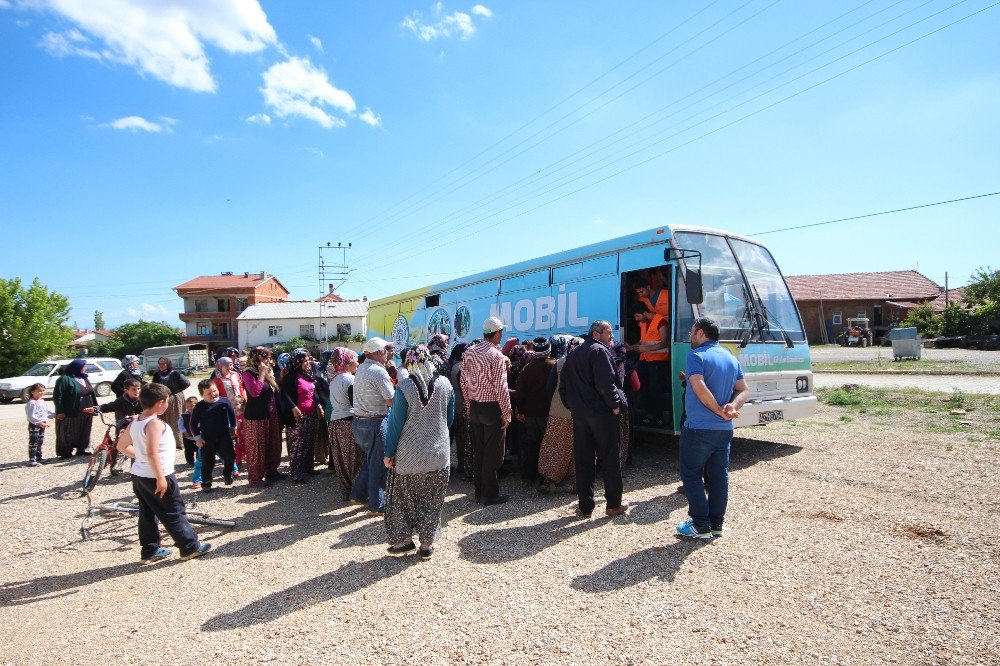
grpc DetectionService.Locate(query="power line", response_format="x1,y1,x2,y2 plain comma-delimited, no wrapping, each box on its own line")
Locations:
749,191,1000,236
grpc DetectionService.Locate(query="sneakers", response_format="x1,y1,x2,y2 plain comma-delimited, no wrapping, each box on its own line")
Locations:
191,482,202,490
179,543,212,561
387,541,416,556
28,460,42,467
141,547,173,564
675,519,713,539
419,546,434,561
711,527,724,538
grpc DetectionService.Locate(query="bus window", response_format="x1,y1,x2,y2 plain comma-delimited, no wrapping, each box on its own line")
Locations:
729,239,806,342
552,254,617,284
673,232,746,340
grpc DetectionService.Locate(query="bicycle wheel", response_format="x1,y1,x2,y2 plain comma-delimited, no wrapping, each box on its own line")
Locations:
82,448,108,492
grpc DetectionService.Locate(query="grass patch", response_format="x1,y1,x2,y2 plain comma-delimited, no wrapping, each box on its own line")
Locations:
815,386,1000,439
812,359,989,373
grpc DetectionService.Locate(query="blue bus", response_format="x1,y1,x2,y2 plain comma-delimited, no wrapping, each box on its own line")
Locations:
368,225,817,432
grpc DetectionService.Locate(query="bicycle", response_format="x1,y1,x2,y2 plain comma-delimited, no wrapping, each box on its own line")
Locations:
81,406,132,494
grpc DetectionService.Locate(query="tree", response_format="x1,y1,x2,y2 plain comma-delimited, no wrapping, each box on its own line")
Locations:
0,278,74,377
963,267,1000,307
104,320,182,357
94,310,105,330
901,304,939,337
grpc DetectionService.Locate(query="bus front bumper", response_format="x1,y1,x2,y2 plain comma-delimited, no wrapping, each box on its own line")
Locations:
733,395,817,428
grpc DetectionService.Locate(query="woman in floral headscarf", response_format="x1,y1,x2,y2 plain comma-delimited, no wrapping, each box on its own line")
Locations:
241,347,283,488
536,335,581,494
111,355,144,399
326,347,360,500
446,343,471,478
383,345,455,560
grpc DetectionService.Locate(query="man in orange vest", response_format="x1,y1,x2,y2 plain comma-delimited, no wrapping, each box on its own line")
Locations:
629,276,670,427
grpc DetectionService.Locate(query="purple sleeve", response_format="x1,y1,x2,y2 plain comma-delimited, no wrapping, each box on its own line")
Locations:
242,370,265,397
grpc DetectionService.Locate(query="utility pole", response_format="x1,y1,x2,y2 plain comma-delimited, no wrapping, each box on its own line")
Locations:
318,242,352,346
945,272,950,308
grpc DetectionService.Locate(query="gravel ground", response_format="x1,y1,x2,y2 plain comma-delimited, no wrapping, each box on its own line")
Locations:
0,395,997,665
810,346,1000,370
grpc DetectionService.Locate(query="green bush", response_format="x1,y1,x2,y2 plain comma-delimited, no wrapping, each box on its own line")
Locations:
901,305,939,337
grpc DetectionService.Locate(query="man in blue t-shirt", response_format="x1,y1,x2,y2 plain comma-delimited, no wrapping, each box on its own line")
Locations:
676,317,749,539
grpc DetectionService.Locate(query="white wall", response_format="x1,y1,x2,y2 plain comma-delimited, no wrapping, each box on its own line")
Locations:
238,316,366,349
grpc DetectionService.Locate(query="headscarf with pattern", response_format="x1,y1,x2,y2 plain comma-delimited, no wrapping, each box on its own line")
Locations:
328,347,358,379
122,355,142,379
548,334,574,359
289,348,314,381
404,344,439,406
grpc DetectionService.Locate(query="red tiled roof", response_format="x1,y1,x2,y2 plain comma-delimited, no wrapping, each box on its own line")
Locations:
786,270,942,301
74,329,114,338
174,273,289,295
315,292,344,302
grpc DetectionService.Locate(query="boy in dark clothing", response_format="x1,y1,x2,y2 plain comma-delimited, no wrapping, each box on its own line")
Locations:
101,378,143,422
190,379,237,492
179,396,198,467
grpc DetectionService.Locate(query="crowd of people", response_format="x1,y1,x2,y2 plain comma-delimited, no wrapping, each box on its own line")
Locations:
23,283,750,561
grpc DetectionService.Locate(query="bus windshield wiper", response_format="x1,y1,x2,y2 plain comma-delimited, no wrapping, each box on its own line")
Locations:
751,284,794,348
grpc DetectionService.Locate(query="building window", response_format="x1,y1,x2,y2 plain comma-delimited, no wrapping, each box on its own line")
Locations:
236,298,249,311
336,323,352,338
196,322,210,335
194,299,208,313
832,312,842,325
213,322,229,337
268,325,283,337
300,324,315,339
217,298,231,312
857,311,867,319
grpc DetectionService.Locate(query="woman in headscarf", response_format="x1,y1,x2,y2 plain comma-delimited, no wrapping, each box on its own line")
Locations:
111,355,144,399
326,347,360,500
150,356,191,450
223,347,242,373
610,342,632,468
280,349,322,483
313,350,334,467
241,347,283,488
536,335,581,494
213,356,247,472
501,337,519,357
428,334,450,372
383,345,455,560
276,352,291,380
54,359,97,457
446,343,471,479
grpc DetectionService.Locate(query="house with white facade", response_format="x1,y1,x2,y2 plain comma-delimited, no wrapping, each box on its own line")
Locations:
236,300,368,349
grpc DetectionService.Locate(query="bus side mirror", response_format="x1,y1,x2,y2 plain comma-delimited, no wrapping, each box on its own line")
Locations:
685,268,703,305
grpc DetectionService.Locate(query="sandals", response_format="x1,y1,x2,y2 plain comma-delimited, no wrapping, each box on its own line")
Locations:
419,546,434,561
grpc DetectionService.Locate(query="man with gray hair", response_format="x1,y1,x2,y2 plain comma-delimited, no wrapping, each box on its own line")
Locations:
559,320,629,518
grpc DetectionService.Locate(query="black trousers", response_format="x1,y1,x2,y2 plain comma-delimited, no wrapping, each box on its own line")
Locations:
201,435,235,488
183,437,197,466
469,401,505,500
518,415,547,480
132,474,199,559
638,360,669,420
572,410,623,514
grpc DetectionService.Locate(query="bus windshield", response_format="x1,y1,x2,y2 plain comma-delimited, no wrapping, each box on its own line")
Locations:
673,231,805,343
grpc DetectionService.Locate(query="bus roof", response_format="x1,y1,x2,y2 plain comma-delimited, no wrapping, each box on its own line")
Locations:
371,224,765,306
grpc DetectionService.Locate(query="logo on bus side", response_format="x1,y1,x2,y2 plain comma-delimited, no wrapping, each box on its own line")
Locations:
489,285,589,333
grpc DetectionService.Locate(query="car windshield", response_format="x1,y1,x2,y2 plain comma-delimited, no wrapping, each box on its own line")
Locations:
673,232,806,343
23,363,57,377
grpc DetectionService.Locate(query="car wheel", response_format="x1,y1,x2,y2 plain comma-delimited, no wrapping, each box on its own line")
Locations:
0,396,12,404
95,382,112,397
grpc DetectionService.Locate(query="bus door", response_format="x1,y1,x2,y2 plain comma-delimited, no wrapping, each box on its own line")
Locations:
619,244,676,432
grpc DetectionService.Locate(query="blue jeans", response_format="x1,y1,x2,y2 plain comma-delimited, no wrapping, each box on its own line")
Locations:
350,416,388,511
678,426,732,532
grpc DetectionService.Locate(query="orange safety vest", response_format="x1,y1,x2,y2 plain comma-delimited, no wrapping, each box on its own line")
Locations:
639,313,669,362
640,291,670,318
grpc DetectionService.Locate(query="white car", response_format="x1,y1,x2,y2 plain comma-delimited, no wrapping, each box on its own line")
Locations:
0,358,124,403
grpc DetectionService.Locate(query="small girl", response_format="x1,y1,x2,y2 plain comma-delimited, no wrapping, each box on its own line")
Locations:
24,383,54,466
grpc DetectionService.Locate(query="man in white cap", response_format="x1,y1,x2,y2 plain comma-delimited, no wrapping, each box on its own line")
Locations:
460,316,513,505
350,337,395,515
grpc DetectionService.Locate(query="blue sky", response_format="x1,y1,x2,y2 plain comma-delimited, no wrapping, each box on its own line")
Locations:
1,0,997,329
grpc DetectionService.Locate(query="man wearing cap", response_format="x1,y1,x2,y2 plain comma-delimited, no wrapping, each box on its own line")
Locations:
514,336,554,481
350,337,395,515
460,316,513,505
560,320,629,518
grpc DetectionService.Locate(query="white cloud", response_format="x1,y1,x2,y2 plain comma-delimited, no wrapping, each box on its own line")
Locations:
141,303,170,317
260,56,356,129
296,146,325,158
0,0,12,8
592,218,605,225
308,34,323,52
123,303,168,318
245,112,271,125
100,115,172,133
29,0,277,92
359,107,382,127
401,4,489,42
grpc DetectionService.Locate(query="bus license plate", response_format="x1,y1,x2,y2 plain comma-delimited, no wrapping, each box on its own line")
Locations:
759,410,784,424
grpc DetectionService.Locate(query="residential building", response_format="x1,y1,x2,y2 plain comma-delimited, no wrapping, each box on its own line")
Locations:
236,299,368,350
175,272,290,353
69,329,113,350
786,270,961,344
